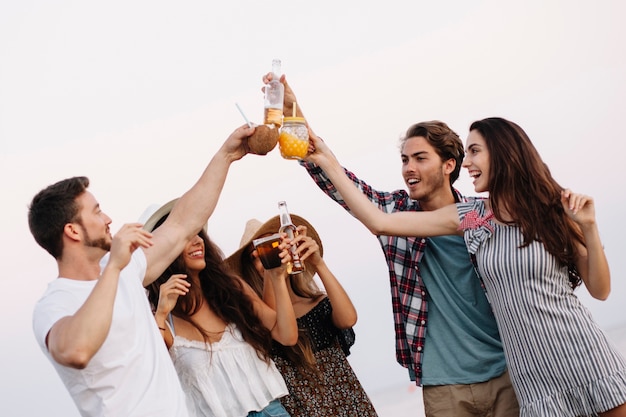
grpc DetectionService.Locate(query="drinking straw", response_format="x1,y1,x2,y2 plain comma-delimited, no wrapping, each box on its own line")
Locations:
293,102,297,117
235,103,253,128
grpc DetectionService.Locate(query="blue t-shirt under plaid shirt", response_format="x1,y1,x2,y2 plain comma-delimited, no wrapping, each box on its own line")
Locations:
301,161,473,385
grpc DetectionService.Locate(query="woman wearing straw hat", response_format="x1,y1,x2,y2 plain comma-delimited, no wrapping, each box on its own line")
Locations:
143,200,298,417
225,215,378,417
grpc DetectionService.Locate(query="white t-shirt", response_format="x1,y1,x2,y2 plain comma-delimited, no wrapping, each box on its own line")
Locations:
32,250,189,417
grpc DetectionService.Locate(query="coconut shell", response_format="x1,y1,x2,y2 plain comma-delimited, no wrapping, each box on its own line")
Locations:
248,124,279,155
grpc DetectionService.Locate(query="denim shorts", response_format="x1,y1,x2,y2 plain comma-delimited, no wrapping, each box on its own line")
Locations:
247,399,290,417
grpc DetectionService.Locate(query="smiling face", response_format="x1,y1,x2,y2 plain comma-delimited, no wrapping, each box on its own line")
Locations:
463,129,491,193
182,234,206,273
401,136,452,203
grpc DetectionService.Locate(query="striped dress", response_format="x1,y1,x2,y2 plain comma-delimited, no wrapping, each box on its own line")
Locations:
457,200,626,416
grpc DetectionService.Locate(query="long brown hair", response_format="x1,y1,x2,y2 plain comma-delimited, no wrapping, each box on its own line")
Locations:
469,117,584,287
237,245,323,374
146,224,272,361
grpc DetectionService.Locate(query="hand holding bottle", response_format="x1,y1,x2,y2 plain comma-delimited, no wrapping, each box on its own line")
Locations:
291,225,322,268
278,201,305,274
303,127,339,169
262,72,302,119
264,59,285,127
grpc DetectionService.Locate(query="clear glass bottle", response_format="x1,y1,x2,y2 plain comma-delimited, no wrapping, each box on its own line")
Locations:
278,201,304,274
264,59,284,127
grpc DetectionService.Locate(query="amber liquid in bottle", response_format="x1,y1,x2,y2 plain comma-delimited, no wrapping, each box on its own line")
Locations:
264,108,283,127
278,201,304,274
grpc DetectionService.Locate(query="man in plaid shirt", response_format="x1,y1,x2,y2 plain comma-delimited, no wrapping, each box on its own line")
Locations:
265,73,520,416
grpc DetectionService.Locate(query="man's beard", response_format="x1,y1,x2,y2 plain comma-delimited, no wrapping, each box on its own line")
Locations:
79,224,111,251
409,169,446,201
85,236,111,252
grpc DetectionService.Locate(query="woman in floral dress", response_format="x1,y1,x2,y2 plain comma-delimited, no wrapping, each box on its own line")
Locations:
226,215,378,417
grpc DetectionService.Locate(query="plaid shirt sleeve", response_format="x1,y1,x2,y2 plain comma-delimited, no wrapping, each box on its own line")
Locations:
300,160,431,384
299,160,402,213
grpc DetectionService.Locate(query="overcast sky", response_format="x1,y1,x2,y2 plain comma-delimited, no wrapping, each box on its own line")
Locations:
1,1,625,415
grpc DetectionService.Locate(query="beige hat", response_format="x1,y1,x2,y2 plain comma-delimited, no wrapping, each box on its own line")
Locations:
139,198,208,233
225,214,323,277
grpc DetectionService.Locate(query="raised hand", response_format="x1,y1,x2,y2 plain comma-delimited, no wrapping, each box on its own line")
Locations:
108,223,153,271
561,189,610,300
262,73,302,118
221,124,256,160
263,235,292,283
561,189,596,226
155,274,190,317
303,128,338,168
293,225,322,267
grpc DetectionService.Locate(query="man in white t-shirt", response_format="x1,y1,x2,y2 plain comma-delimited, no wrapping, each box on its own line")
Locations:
29,124,254,417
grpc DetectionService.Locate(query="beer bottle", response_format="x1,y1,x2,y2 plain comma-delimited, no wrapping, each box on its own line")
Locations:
278,201,304,274
264,59,284,127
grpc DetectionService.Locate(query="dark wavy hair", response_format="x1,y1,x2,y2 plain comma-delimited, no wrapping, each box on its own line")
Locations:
469,117,585,288
146,220,272,361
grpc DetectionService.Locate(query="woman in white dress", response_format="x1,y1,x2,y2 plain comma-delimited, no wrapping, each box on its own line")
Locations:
304,117,626,417
143,200,298,417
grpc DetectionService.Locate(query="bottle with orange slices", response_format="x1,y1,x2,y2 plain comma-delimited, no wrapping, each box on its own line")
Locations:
261,58,309,159
264,59,284,127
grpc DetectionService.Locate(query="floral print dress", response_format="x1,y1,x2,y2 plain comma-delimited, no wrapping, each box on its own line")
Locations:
271,297,378,417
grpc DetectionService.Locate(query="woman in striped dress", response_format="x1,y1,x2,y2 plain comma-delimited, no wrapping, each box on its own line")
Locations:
304,117,626,416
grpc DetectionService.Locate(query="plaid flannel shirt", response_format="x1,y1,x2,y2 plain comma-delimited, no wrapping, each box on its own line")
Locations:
302,161,468,385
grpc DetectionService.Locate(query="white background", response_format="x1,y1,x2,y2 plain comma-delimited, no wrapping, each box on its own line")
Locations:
1,1,625,415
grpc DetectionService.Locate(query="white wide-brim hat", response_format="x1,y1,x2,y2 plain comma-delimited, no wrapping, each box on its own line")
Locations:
138,198,208,233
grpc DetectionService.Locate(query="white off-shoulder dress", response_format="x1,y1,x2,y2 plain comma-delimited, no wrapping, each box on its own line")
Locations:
167,320,288,417
457,199,626,417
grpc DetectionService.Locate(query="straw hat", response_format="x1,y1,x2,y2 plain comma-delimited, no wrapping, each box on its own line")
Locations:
138,198,208,233
224,214,323,277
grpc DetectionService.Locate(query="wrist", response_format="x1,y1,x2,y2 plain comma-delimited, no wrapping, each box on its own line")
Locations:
310,257,324,268
579,221,598,234
270,271,289,285
214,147,237,165
154,311,169,325
101,263,123,278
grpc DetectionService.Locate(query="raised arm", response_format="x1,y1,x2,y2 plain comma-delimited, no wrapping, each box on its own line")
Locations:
295,225,357,329
561,190,611,300
142,124,254,286
262,73,303,119
305,131,461,238
264,72,416,215
245,238,298,346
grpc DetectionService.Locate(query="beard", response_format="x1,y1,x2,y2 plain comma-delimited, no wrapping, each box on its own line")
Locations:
85,236,111,252
78,223,112,251
408,168,446,201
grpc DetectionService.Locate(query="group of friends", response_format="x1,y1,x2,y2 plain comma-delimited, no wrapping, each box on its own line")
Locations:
28,72,626,417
